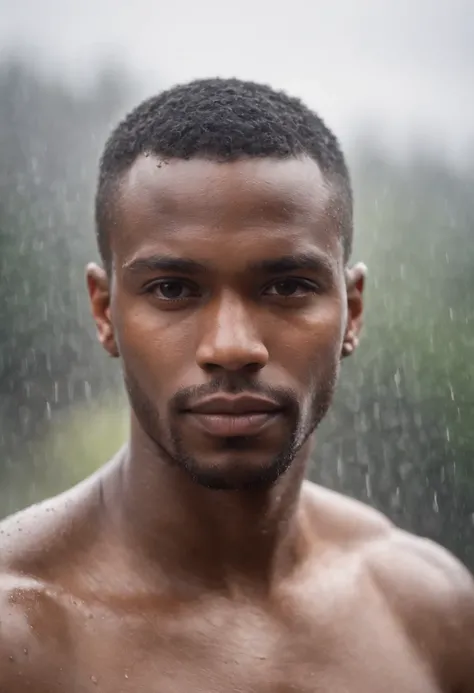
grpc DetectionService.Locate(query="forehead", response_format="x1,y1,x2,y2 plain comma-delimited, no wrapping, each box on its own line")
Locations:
112,155,343,267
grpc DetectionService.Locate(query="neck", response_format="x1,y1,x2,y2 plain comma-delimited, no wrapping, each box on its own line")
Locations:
104,415,314,593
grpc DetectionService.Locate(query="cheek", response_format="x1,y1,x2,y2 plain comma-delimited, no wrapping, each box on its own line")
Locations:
270,306,344,381
113,303,195,383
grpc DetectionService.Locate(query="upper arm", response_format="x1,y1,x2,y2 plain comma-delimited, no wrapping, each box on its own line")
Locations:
367,530,474,692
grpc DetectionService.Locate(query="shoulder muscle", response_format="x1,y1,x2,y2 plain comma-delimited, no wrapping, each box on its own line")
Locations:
367,529,474,691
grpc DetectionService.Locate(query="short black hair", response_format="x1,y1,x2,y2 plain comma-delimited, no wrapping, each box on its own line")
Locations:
95,78,353,269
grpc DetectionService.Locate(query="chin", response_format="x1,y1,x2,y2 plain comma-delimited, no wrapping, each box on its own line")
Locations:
174,444,295,491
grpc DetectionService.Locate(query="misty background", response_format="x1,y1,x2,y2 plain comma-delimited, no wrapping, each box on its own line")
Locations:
0,0,473,568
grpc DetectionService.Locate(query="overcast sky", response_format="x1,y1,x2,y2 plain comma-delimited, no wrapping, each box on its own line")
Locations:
1,0,473,161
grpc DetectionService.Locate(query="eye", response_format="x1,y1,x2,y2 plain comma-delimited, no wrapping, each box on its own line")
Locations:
147,279,198,300
263,278,317,298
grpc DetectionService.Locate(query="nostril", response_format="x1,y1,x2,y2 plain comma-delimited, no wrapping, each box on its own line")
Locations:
245,362,265,374
202,360,265,374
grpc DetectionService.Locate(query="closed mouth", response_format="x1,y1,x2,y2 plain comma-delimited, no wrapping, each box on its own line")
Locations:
182,394,283,437
185,394,282,417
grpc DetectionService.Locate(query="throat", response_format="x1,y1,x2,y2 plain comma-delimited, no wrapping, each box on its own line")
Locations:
102,438,312,592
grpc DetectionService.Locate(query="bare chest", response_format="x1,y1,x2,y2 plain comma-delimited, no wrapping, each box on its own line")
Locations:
48,598,441,693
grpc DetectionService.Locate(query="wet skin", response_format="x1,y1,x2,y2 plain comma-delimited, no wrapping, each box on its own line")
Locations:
0,155,473,692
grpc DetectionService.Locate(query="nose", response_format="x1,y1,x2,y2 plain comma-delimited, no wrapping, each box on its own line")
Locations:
196,292,269,374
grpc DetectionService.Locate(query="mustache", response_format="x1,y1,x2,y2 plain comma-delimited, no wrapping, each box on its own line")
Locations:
170,378,299,413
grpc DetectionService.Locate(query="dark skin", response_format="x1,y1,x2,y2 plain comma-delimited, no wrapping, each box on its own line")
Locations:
1,155,473,692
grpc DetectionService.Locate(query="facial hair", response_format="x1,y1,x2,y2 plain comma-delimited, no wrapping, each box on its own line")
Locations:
123,364,339,492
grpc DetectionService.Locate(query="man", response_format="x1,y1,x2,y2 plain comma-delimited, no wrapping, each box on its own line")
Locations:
0,78,473,692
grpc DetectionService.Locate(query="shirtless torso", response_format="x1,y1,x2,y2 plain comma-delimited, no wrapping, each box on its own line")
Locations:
1,466,473,693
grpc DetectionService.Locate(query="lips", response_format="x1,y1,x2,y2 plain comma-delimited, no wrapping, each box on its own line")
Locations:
183,395,283,437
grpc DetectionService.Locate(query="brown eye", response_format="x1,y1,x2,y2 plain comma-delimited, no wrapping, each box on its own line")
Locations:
265,279,315,297
150,280,195,300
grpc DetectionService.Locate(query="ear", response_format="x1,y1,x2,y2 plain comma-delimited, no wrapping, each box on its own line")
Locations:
341,262,366,358
86,263,119,358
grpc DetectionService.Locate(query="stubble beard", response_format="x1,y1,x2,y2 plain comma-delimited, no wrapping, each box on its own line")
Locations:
123,365,339,492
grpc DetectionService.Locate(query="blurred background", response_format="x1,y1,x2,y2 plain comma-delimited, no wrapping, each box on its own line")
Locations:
0,0,473,568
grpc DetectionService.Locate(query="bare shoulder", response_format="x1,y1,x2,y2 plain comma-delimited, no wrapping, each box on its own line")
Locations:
0,471,104,575
0,497,68,689
303,482,474,690
365,523,474,636
366,527,474,691
0,570,72,691
303,481,473,590
0,480,104,690
307,478,474,615
302,480,394,543
365,521,474,605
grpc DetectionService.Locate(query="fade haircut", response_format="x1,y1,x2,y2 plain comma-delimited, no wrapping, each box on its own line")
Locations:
95,78,353,270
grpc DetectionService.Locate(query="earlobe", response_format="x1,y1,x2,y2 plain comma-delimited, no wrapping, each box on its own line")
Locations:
101,318,120,359
86,263,120,358
341,333,360,358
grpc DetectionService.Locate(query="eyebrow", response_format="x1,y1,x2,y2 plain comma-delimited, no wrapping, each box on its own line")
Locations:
123,250,334,276
250,252,335,276
123,255,208,275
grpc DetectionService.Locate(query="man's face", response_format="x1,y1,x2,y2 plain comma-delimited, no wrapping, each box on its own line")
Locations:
88,155,364,490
